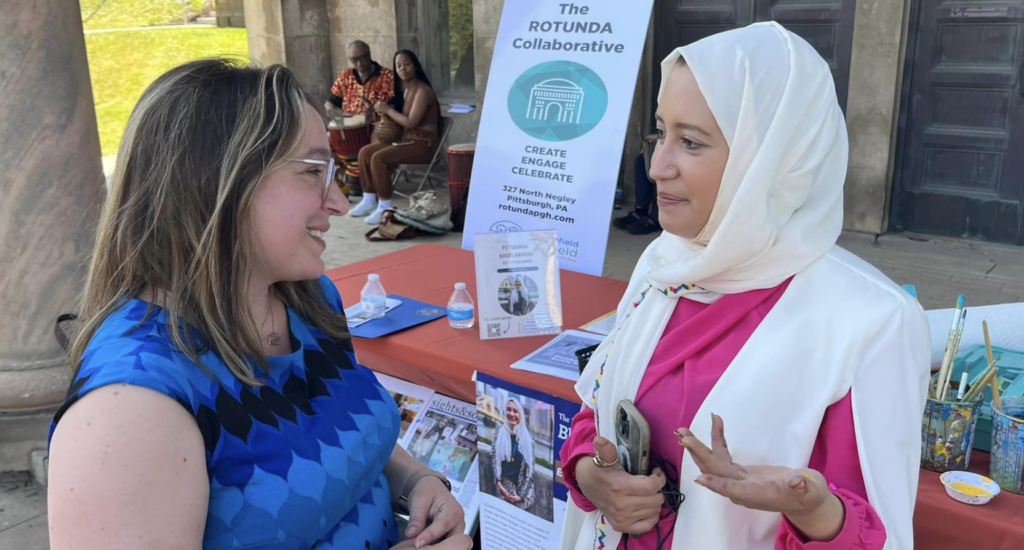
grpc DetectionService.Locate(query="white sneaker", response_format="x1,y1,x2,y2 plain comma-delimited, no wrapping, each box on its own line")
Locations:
364,205,388,225
349,198,378,217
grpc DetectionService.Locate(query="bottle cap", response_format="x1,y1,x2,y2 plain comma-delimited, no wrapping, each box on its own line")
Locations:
368,274,380,282
454,282,466,290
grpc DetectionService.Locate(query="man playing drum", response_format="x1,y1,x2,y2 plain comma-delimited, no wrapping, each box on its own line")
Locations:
325,41,395,194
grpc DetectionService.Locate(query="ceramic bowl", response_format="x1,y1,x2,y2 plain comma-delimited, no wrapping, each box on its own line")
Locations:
940,471,1001,505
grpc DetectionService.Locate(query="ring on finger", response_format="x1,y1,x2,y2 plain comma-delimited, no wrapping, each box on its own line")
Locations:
592,450,618,468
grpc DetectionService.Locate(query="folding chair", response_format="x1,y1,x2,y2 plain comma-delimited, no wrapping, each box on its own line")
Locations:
392,116,453,198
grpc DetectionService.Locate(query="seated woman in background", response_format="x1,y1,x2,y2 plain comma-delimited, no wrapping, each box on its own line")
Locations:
351,49,441,225
46,58,470,550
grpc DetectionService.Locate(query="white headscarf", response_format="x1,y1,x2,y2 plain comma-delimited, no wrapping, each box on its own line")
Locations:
492,397,535,479
648,21,847,301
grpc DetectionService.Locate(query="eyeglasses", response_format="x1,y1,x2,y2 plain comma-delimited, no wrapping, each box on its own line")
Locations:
289,157,337,202
348,53,371,65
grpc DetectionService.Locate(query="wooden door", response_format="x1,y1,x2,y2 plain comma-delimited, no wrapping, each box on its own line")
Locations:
654,0,857,111
892,0,1024,244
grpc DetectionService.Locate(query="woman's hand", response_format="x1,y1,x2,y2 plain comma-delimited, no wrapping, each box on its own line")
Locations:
374,101,390,117
404,476,465,548
574,436,665,535
496,483,521,504
676,414,845,541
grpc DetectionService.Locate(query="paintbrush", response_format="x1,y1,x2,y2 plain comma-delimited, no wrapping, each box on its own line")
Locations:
982,320,1003,412
962,358,999,403
934,295,965,399
939,309,967,401
991,369,1003,413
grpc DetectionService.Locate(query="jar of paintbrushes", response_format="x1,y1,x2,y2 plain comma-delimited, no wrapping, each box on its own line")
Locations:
922,295,984,472
990,396,1024,494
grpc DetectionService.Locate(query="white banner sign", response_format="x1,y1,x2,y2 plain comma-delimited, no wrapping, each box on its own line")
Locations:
461,0,654,275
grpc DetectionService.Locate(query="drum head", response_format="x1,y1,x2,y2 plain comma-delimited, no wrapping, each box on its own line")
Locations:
343,114,368,128
448,143,476,152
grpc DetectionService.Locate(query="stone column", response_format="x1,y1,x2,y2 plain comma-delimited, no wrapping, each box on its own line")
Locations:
244,0,334,105
327,0,399,85
0,0,104,474
843,0,909,234
472,0,504,110
393,0,452,95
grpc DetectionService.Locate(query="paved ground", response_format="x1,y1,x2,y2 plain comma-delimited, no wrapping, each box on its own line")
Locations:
323,192,1024,310
4,190,1023,550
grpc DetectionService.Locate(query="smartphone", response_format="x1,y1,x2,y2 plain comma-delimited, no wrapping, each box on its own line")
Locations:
392,140,414,146
615,400,651,476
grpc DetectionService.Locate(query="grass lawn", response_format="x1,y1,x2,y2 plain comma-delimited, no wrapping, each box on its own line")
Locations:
81,0,206,31
86,27,248,156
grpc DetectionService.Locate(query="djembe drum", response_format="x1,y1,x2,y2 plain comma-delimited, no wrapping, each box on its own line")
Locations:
328,115,372,157
328,115,372,189
446,143,476,232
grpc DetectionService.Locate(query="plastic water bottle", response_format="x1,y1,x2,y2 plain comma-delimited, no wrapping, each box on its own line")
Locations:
360,274,387,319
447,282,475,329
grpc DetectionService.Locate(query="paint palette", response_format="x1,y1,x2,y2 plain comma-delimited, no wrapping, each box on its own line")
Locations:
940,471,1001,505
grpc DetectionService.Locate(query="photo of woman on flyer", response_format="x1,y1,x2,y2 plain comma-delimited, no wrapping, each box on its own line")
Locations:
493,398,537,509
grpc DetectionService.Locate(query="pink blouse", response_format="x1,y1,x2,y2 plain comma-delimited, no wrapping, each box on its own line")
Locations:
561,281,886,549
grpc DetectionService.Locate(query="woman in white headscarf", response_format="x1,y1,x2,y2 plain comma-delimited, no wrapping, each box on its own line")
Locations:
493,397,537,509
558,23,930,550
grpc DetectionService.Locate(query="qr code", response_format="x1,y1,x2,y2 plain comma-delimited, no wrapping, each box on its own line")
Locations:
487,323,501,338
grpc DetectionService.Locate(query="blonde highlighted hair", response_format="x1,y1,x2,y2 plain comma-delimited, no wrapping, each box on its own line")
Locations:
69,58,348,385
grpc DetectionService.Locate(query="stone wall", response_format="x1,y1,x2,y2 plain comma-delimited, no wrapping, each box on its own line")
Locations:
216,0,247,28
245,0,334,104
327,0,399,82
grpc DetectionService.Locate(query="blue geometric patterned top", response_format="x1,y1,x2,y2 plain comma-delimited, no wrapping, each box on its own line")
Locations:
50,276,401,550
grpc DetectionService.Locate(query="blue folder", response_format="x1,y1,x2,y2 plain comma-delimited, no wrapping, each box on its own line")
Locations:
349,294,447,339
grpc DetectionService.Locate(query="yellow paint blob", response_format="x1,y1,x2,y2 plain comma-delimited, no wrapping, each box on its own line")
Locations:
948,482,992,497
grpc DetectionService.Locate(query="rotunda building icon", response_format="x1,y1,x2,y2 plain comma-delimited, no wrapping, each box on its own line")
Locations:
526,78,585,125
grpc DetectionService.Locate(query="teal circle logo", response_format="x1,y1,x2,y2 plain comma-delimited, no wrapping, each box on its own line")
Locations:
507,61,608,142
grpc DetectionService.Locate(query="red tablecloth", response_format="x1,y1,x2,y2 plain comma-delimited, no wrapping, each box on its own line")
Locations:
326,244,1024,548
915,451,1024,549
327,244,624,402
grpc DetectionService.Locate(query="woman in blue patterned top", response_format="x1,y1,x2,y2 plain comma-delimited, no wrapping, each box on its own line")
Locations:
47,59,471,550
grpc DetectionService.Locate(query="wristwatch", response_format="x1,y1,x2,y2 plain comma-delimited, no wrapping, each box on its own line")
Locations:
398,472,452,514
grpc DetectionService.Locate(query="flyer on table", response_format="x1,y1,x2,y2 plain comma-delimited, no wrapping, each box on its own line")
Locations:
375,374,482,535
474,372,579,550
461,0,655,275
474,231,563,340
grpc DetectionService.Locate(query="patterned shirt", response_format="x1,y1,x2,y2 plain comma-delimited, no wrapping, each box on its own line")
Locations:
50,276,401,550
329,63,395,119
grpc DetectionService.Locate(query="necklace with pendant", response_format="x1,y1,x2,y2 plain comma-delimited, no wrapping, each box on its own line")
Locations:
265,297,282,347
